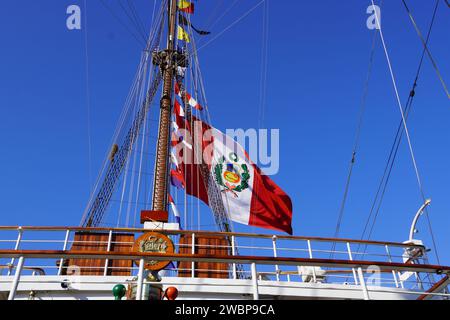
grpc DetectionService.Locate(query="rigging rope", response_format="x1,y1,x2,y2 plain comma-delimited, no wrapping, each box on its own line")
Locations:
116,54,152,227
132,54,152,227
83,0,93,194
371,0,423,224
206,0,240,31
126,0,148,39
364,0,441,263
401,0,449,100
258,0,269,129
118,0,149,42
192,0,266,53
84,53,143,225
99,0,147,47
203,0,226,30
330,29,379,257
360,0,442,248
82,1,166,227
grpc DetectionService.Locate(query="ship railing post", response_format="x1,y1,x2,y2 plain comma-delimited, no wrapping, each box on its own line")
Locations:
272,236,280,281
398,272,405,289
58,229,70,276
8,227,23,276
346,242,359,285
307,240,317,283
231,235,237,280
251,262,259,300
191,233,195,278
297,266,302,281
385,245,399,288
136,258,145,300
104,230,113,276
357,267,370,300
8,256,25,300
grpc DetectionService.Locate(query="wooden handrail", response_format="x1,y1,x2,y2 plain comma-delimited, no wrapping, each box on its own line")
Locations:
417,275,450,300
0,226,424,248
0,249,447,275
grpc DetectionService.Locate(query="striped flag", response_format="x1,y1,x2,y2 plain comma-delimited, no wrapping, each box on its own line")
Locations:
174,100,185,117
168,194,182,228
172,121,192,149
170,150,179,166
170,169,186,189
175,83,203,111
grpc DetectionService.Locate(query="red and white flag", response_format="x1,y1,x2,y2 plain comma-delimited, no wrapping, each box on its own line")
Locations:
175,83,203,111
174,100,185,117
172,114,293,235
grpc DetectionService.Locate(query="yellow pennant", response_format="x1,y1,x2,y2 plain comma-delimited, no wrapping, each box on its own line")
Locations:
177,26,190,42
178,0,192,10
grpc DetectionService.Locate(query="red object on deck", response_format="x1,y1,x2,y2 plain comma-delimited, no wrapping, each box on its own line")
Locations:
140,210,169,223
164,287,179,300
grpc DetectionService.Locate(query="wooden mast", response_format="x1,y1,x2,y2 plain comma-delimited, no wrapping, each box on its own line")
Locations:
151,0,178,212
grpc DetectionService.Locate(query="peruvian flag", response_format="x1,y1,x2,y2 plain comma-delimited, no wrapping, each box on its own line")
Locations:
172,114,293,235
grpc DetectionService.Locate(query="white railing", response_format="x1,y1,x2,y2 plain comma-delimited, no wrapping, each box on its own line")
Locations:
0,226,448,300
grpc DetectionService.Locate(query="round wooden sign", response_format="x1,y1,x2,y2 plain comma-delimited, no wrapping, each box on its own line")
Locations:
132,232,175,271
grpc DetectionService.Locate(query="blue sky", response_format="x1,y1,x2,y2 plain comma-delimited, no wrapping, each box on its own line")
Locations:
0,0,449,264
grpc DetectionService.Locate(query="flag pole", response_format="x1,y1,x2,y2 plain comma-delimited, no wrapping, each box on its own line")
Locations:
151,0,179,212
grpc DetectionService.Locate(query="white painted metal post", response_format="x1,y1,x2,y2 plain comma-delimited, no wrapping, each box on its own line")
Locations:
385,245,399,288
357,267,370,300
231,235,237,279
191,233,195,278
8,256,24,300
307,240,317,283
104,230,113,276
136,258,145,301
272,236,280,281
58,229,70,276
398,271,405,289
8,227,23,276
346,242,359,285
251,262,259,300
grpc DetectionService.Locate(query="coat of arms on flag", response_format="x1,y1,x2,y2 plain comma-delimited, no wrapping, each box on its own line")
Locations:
214,153,250,198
